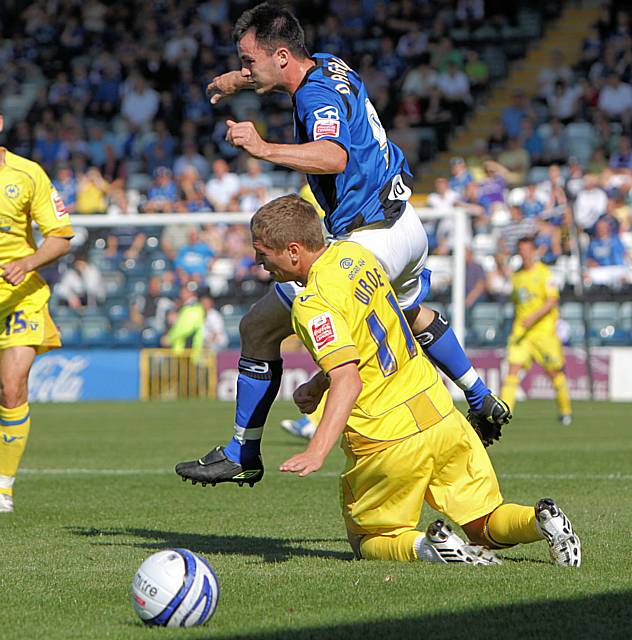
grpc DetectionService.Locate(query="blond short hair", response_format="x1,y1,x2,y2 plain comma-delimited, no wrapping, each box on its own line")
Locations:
251,195,324,251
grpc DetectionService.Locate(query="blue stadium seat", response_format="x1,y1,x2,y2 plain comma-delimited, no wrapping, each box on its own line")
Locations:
113,326,142,348
57,319,81,347
103,272,126,296
120,258,150,277
106,298,130,323
126,277,148,296
141,326,161,347
80,318,112,347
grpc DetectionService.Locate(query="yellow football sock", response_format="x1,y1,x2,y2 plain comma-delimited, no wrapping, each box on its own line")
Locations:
360,530,420,562
552,372,572,417
500,374,519,413
0,403,31,497
484,503,541,548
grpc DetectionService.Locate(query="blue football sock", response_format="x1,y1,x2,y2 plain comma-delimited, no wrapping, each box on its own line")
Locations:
415,312,490,411
224,357,283,465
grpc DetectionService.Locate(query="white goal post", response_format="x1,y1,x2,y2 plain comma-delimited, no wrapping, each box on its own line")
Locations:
68,207,469,344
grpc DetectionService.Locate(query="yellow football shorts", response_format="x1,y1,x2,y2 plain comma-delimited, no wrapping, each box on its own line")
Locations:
0,304,61,354
507,332,564,373
340,410,503,538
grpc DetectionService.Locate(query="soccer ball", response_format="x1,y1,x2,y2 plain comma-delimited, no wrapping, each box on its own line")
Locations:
131,548,220,627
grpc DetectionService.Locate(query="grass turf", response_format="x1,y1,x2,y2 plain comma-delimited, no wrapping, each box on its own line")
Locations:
1,399,631,639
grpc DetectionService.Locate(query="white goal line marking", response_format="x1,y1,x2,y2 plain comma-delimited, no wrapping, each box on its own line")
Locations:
19,469,632,481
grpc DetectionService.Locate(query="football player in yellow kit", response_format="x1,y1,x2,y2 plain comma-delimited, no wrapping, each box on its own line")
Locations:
252,194,580,566
0,114,73,513
500,236,572,425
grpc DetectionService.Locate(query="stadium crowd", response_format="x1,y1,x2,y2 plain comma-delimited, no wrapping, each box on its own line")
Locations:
1,0,631,348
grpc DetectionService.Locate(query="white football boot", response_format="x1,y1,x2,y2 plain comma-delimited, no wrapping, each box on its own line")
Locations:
535,498,581,567
415,519,501,565
280,416,316,440
0,493,14,513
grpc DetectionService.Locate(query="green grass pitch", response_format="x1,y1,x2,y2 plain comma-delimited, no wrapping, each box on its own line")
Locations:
1,399,631,640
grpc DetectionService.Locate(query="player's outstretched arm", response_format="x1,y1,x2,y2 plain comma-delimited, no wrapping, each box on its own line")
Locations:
225,120,347,173
206,71,252,105
1,236,71,286
280,363,361,477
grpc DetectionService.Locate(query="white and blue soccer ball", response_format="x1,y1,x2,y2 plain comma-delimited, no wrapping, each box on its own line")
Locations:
131,548,220,627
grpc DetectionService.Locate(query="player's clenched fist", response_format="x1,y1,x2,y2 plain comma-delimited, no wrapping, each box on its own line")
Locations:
1,258,31,286
225,120,267,158
206,71,251,105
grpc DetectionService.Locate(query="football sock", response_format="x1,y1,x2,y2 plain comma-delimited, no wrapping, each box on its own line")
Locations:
552,372,571,417
415,311,490,411
500,374,520,413
0,403,31,498
483,503,540,548
224,358,282,465
360,530,420,562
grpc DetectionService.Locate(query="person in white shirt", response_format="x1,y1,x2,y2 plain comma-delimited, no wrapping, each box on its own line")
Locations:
200,294,228,351
205,158,240,212
121,74,160,130
55,254,105,309
573,175,608,231
238,158,272,212
598,74,632,129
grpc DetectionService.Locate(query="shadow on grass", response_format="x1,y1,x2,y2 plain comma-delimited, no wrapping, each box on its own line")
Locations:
205,590,631,640
67,526,353,562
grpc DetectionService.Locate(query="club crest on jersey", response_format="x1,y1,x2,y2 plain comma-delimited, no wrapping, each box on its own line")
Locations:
308,312,337,352
340,258,353,269
313,119,340,140
4,184,20,199
51,189,68,219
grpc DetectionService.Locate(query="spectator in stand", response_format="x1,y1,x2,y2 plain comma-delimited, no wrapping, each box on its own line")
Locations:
609,135,632,172
143,120,177,176
574,174,608,232
428,177,460,211
496,205,538,256
520,181,546,220
486,252,513,303
537,49,574,103
144,167,178,213
464,50,489,97
502,90,534,139
120,73,160,131
598,73,632,130
542,119,569,166
200,293,229,352
401,55,437,99
465,248,488,311
448,156,473,195
174,228,214,284
520,118,544,165
205,158,240,212
535,218,562,265
436,61,471,127
130,275,175,333
237,157,272,212
478,161,509,222
547,80,581,125
32,125,63,174
55,253,106,310
76,166,109,214
174,140,210,181
176,165,212,213
497,137,530,187
487,119,509,155
90,62,121,120
586,218,627,267
53,163,77,214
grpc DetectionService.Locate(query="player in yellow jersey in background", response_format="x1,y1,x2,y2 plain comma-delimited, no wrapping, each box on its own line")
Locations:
0,114,73,513
500,237,572,425
252,195,581,566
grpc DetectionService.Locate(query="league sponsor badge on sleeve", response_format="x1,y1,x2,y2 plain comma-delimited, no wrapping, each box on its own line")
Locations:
51,189,68,219
308,312,337,352
313,119,340,140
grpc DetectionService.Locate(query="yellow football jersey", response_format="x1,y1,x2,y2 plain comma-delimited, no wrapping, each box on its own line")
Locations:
292,241,454,454
0,149,74,315
510,261,559,339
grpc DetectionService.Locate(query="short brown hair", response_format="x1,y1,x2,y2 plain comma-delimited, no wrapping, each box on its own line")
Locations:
251,195,324,251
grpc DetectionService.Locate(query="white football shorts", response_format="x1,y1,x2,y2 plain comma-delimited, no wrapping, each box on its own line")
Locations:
275,202,430,311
